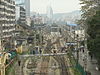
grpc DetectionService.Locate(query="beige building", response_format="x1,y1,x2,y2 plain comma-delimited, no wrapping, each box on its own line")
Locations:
75,30,85,41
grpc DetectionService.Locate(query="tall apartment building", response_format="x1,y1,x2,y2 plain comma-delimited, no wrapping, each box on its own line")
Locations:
16,0,30,18
0,0,16,50
25,0,30,17
16,0,30,26
16,5,26,24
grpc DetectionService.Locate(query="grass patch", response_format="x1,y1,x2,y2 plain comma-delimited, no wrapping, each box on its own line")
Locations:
73,68,81,75
5,58,17,75
67,52,81,75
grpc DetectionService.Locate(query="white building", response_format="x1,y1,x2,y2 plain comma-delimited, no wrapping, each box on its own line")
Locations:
0,0,16,38
16,5,26,24
0,0,16,51
47,5,53,24
25,0,30,17
26,17,31,26
16,0,30,18
16,0,30,26
51,24,60,37
75,30,85,41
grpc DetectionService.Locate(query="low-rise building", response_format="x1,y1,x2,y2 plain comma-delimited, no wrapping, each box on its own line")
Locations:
75,29,85,41
14,23,34,52
51,24,60,37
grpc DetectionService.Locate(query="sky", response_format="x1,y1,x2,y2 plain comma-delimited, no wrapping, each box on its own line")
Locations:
30,0,81,14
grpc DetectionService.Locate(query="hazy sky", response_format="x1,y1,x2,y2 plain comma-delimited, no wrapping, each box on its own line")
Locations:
30,0,80,14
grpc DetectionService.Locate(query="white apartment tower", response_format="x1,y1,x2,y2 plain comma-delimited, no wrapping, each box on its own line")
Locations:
25,0,30,17
16,5,26,24
0,0,16,38
16,0,30,18
0,0,16,50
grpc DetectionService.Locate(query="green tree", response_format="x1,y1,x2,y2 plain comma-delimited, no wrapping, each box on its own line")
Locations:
87,10,100,62
31,20,34,27
79,0,99,27
79,0,100,67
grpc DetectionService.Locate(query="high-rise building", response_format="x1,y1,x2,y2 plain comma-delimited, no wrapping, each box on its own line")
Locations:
25,0,30,17
0,0,16,38
16,5,26,24
0,0,16,50
46,5,53,24
15,0,30,26
15,0,30,18
47,6,53,20
16,0,25,8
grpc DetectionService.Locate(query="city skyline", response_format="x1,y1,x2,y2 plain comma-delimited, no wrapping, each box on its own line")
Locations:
30,0,81,14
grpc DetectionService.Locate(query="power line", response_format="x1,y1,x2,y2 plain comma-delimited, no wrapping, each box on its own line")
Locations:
20,53,67,57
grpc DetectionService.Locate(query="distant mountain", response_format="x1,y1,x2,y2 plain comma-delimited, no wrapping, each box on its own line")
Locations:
40,10,81,18
30,10,82,23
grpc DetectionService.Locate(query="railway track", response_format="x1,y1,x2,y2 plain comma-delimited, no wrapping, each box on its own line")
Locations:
38,39,51,75
52,37,70,75
41,37,70,75
39,58,50,75
29,35,70,75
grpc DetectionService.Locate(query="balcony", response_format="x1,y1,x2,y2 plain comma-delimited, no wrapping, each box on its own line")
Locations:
0,5,4,9
3,29,9,33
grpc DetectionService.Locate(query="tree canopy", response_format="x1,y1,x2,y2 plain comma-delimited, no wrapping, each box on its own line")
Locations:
79,0,100,67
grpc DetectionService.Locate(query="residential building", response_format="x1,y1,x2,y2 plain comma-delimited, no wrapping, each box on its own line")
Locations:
15,0,30,18
26,17,31,26
0,0,16,51
16,0,25,8
25,0,30,17
15,22,33,51
75,29,85,41
51,24,60,37
16,0,30,26
31,14,46,25
16,5,26,24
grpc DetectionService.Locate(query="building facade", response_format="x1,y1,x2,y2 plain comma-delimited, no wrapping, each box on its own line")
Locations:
0,0,16,46
16,5,26,24
16,0,25,8
16,0,30,26
47,5,53,24
15,0,30,18
25,0,30,17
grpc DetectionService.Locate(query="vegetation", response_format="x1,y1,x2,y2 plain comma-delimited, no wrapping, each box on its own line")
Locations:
67,48,82,75
31,20,34,27
5,58,17,75
87,10,100,67
79,0,100,67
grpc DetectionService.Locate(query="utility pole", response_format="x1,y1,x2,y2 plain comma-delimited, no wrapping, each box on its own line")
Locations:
0,23,2,52
76,34,79,65
0,13,3,51
34,30,36,46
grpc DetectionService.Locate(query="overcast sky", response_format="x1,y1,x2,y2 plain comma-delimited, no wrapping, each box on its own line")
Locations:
30,0,80,14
